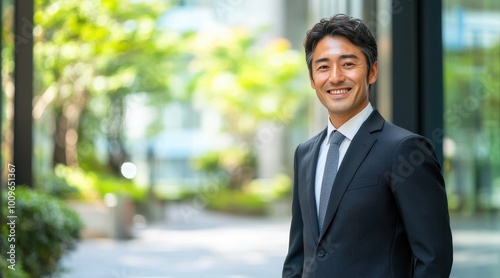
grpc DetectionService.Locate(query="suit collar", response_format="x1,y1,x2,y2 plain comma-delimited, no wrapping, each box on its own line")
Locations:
363,109,385,133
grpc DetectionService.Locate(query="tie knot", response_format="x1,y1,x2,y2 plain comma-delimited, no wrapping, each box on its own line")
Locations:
330,131,345,146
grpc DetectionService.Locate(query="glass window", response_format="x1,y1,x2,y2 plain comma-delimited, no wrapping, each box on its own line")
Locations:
443,0,500,212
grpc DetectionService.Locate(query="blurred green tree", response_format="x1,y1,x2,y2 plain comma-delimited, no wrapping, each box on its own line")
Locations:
189,30,308,141
2,0,308,196
29,0,186,175
190,29,309,190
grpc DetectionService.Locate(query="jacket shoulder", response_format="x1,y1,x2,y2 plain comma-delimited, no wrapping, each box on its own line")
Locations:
366,110,417,140
365,111,434,151
382,121,418,139
297,129,325,152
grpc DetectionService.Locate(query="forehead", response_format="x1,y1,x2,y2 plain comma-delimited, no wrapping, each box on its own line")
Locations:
312,36,363,60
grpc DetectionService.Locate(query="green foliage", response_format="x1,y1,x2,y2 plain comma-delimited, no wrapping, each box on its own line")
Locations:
1,187,83,277
206,189,267,216
188,30,309,139
4,0,308,214
444,0,500,10
444,45,500,159
198,173,291,215
444,43,500,211
195,147,257,173
188,31,307,197
152,184,199,201
194,147,257,191
3,0,309,185
52,164,146,201
97,175,146,200
0,256,30,278
36,172,80,199
245,174,293,201
31,0,183,106
194,151,221,173
24,0,193,172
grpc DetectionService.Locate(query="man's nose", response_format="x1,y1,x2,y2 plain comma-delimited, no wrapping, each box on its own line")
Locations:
328,66,345,84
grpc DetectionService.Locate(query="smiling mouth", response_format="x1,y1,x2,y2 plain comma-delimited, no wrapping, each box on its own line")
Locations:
327,88,351,95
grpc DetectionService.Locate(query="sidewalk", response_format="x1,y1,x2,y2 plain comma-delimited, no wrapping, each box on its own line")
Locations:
450,212,500,278
62,204,290,278
62,205,500,278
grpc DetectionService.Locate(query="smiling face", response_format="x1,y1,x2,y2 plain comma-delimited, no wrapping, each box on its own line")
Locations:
310,36,378,128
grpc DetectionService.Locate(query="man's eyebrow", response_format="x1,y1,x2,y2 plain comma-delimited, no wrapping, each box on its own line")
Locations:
339,54,360,60
313,57,330,64
313,54,360,64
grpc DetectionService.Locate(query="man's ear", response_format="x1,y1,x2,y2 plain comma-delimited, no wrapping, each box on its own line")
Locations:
368,61,378,84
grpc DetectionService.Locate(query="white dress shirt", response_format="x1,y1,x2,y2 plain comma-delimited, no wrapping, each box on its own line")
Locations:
315,103,374,216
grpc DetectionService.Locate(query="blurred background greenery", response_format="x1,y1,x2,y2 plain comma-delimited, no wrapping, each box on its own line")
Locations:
2,0,309,211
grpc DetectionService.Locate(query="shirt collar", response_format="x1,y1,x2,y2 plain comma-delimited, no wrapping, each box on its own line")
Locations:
326,103,374,143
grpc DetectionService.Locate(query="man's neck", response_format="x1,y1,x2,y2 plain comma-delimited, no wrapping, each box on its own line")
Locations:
328,102,370,128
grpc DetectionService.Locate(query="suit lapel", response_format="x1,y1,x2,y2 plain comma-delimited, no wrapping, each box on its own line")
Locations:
305,128,327,240
319,110,385,239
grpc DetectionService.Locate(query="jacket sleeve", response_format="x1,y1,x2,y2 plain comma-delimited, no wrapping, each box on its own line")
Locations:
390,136,453,277
282,145,304,278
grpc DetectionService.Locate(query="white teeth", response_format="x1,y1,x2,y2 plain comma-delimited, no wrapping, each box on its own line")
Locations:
329,89,349,95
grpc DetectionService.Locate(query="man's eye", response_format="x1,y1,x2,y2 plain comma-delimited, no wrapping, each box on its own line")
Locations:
344,62,354,67
318,65,329,70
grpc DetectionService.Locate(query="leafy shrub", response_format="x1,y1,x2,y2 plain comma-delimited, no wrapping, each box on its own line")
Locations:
36,172,80,199
52,164,146,201
194,148,257,191
244,174,292,201
0,255,29,278
1,186,83,277
206,189,267,216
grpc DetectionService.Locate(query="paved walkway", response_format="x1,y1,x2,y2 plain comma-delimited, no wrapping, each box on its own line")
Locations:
449,212,500,278
62,205,500,278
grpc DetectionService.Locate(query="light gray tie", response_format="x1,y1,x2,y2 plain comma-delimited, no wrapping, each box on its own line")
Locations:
319,131,345,231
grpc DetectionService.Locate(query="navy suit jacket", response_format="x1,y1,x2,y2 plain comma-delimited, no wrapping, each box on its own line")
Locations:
283,110,453,278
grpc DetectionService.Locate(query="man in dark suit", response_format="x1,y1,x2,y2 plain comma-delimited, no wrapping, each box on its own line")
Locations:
283,14,453,277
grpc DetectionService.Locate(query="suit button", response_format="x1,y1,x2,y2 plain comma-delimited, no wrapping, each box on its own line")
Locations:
317,250,326,258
